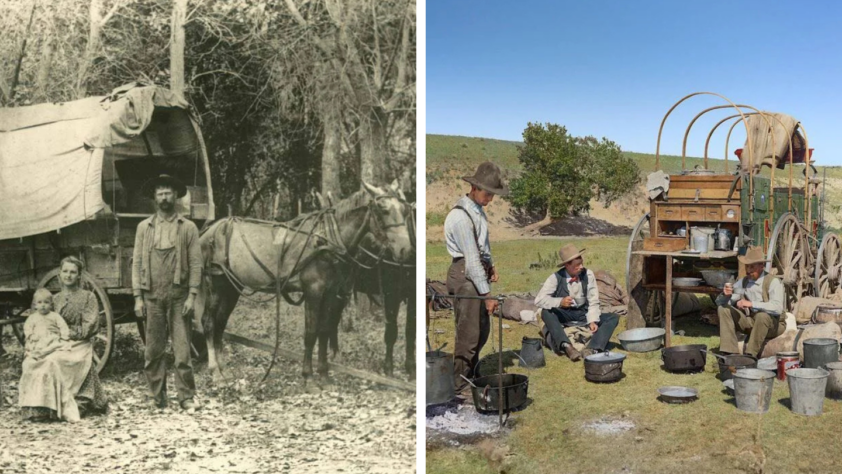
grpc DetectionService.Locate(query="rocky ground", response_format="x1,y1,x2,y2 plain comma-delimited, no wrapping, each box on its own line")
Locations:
0,298,416,474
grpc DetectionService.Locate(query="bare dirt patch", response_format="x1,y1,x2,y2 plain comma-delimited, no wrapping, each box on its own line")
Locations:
425,176,648,241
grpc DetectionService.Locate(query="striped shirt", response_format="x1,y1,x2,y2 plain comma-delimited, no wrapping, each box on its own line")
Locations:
444,195,493,294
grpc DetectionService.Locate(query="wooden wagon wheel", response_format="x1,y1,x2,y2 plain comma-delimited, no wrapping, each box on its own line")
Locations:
1,304,28,346
626,213,662,328
766,213,810,312
38,270,114,374
815,232,842,299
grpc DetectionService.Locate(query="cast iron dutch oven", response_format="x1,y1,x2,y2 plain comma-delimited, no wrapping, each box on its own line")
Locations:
717,354,757,381
584,351,627,383
661,344,707,373
470,373,529,414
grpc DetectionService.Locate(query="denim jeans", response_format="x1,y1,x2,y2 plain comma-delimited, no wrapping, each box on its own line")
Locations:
541,308,619,352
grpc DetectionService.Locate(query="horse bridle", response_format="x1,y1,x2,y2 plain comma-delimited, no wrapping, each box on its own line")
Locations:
352,194,416,269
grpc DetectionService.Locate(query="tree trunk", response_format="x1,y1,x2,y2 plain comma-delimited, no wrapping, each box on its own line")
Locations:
35,35,54,102
170,0,187,98
321,104,342,198
359,107,389,187
76,0,103,99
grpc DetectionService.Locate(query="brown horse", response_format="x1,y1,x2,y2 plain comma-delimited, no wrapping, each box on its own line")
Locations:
197,182,414,379
343,203,416,379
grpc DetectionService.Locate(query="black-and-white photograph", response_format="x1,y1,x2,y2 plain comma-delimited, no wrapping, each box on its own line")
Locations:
0,0,416,472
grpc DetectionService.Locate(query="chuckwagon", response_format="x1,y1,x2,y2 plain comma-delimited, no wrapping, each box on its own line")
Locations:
0,83,215,372
625,92,836,346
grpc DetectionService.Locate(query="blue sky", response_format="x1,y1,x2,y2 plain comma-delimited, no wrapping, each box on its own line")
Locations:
427,1,842,165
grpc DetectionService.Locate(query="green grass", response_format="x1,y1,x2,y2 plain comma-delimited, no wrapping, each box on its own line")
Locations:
427,211,447,227
426,238,842,474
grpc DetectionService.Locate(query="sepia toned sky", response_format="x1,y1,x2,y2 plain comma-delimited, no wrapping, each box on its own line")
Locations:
426,1,842,165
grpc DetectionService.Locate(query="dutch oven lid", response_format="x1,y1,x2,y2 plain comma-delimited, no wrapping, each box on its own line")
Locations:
585,351,626,363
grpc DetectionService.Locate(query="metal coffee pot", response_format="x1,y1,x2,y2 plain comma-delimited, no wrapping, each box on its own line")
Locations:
714,228,732,251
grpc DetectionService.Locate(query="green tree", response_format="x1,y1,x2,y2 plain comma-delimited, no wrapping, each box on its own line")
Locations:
509,122,640,219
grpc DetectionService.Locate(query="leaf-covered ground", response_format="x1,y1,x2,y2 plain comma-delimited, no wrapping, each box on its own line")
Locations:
0,298,415,474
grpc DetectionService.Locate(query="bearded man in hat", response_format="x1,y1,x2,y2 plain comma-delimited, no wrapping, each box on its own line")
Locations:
444,161,508,395
132,174,202,412
534,244,619,361
715,246,785,357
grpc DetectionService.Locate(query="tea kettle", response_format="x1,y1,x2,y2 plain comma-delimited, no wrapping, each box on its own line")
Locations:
714,227,732,251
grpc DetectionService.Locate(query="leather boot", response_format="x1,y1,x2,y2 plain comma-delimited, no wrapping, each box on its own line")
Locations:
563,344,582,362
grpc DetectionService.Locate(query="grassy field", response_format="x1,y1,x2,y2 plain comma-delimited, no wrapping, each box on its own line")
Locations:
426,238,842,474
427,133,842,178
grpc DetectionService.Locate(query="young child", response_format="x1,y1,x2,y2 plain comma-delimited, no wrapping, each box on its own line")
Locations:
23,289,71,361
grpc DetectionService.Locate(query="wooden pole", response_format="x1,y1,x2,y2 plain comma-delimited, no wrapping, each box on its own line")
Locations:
665,256,673,348
497,296,504,429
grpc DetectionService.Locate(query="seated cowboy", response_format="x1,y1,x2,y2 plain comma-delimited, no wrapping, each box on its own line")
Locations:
716,246,785,358
534,244,619,361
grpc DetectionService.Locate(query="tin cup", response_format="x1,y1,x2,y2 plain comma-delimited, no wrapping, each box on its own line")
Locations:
776,351,801,381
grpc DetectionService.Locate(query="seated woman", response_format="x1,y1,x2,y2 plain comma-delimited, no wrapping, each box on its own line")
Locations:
19,257,108,421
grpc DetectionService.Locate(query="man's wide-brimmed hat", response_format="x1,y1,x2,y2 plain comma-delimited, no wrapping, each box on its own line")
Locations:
738,246,770,265
141,174,187,199
462,161,509,196
557,244,586,266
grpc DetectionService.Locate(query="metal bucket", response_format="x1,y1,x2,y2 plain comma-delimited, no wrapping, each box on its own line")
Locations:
733,369,776,413
425,351,455,405
786,368,830,416
824,361,842,399
802,338,840,369
518,337,546,368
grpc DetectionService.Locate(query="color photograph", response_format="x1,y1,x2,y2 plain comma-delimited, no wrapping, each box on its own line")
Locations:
424,2,842,473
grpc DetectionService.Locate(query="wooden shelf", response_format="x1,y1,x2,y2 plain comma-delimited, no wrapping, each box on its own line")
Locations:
632,250,737,259
642,283,723,295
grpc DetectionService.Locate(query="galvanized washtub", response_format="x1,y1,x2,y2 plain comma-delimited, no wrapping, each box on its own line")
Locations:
617,327,665,352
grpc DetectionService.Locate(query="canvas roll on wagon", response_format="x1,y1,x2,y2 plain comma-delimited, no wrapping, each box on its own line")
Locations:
625,92,837,345
0,83,215,372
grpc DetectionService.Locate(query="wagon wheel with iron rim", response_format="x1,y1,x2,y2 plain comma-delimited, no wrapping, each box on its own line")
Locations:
766,213,810,312
626,213,665,328
1,304,28,347
38,269,114,374
815,232,842,299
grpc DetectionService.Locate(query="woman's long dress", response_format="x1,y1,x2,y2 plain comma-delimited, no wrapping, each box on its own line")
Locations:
55,289,108,412
19,289,107,420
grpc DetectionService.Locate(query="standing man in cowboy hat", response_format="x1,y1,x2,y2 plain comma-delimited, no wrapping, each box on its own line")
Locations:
534,244,620,361
444,161,508,396
132,174,203,412
716,246,785,357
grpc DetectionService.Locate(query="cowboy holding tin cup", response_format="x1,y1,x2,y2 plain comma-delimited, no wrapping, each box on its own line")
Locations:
715,246,785,358
444,161,507,396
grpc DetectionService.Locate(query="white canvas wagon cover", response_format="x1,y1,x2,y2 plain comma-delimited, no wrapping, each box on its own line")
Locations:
0,83,201,240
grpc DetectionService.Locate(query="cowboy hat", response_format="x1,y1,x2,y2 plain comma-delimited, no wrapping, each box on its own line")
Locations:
557,244,586,266
738,246,770,265
141,174,187,199
462,161,509,196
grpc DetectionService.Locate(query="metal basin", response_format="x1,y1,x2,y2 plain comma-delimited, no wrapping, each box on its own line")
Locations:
700,270,737,289
617,327,665,352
